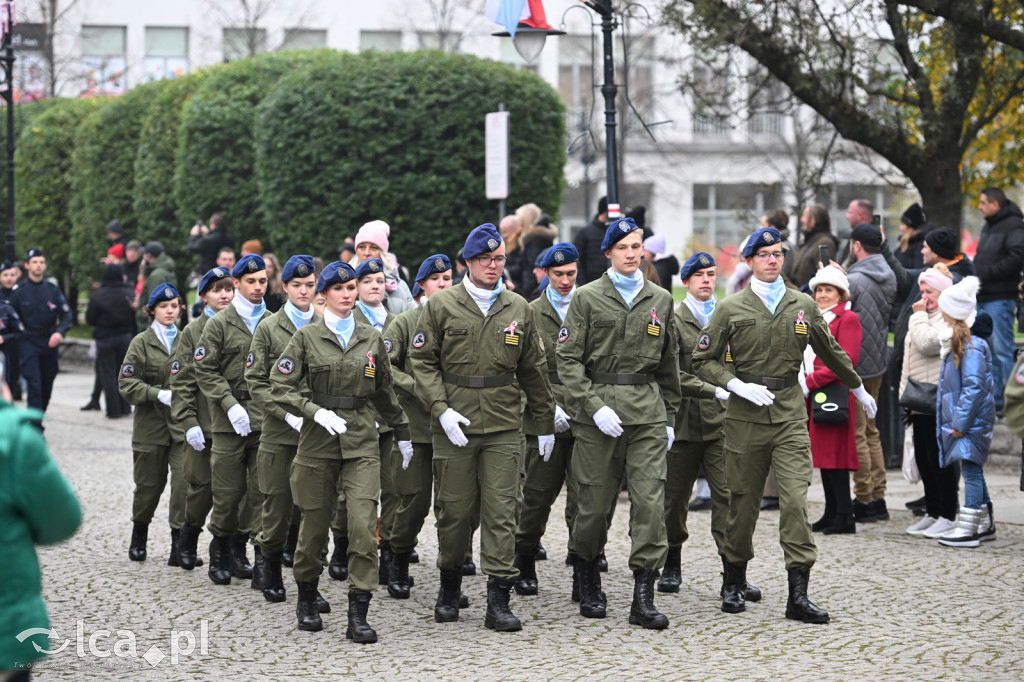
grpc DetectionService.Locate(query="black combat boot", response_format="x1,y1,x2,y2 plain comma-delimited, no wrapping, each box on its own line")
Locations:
315,589,331,614
434,569,462,623
282,523,299,568
378,541,393,586
484,577,522,632
409,548,420,563
785,568,829,624
295,580,323,632
250,546,266,590
535,542,547,561
178,522,201,570
207,536,232,586
513,548,538,596
720,556,761,602
128,523,148,562
229,534,253,579
346,590,378,643
387,551,412,599
595,551,608,572
328,534,349,581
629,568,669,630
721,560,747,613
168,528,181,567
657,546,681,593
461,556,477,576
262,553,286,603
576,556,606,619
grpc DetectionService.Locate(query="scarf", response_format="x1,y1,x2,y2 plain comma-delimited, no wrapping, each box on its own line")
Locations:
232,295,266,335
463,277,502,316
151,321,177,355
545,285,576,322
749,276,786,315
284,300,314,331
204,305,217,319
356,301,387,331
608,268,644,308
683,294,716,329
324,309,355,349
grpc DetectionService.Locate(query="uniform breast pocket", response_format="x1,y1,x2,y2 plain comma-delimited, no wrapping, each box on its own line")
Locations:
727,319,759,359
308,365,331,393
142,365,161,385
493,327,524,370
588,318,619,356
443,328,474,365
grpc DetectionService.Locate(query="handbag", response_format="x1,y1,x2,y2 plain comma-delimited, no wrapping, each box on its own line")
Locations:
899,378,937,415
810,383,850,424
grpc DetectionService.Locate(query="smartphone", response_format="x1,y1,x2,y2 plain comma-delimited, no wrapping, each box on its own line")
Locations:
195,218,204,227
871,214,881,226
818,244,830,267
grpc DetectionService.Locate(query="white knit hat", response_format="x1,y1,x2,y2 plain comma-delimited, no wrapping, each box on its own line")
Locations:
808,265,849,297
938,275,979,326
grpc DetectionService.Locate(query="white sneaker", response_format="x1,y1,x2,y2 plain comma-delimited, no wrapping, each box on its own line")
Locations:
923,517,957,538
906,516,938,536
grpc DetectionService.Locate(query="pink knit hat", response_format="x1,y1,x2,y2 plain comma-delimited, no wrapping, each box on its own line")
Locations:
918,265,953,292
354,220,390,253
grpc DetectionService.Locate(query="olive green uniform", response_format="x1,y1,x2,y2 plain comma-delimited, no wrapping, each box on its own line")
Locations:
692,286,862,570
557,274,688,569
194,303,270,541
410,283,554,579
271,316,410,593
119,326,185,529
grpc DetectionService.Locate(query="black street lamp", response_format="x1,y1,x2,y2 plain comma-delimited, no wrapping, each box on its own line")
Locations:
0,1,15,263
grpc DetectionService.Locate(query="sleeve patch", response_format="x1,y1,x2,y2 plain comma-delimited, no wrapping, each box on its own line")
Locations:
245,351,255,368
697,333,711,351
277,356,295,375
194,345,207,361
557,326,569,343
412,332,426,348
121,364,135,378
384,338,394,353
170,360,181,375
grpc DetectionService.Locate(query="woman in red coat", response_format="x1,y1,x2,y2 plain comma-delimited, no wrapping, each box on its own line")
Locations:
800,265,862,534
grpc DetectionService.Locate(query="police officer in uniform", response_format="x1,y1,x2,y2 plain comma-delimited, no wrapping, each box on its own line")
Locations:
692,226,877,623
271,261,412,641
10,249,72,414
410,223,555,632
245,255,317,602
0,260,23,401
173,267,235,570
118,283,186,563
194,254,271,586
556,217,688,630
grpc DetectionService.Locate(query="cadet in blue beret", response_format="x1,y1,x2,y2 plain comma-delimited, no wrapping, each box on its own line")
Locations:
600,216,643,252
199,267,233,296
232,253,266,279
281,254,316,283
741,227,782,258
462,223,504,261
410,254,452,300
317,261,357,291
119,278,185,564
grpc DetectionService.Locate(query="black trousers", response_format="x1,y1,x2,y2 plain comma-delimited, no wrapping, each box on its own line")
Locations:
2,340,20,399
96,333,132,417
912,414,959,521
820,468,852,516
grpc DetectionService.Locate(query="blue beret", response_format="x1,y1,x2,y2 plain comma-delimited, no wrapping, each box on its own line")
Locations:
355,258,385,280
601,217,642,251
232,254,266,278
26,247,44,260
463,223,503,261
411,282,423,298
147,282,180,309
742,227,782,258
537,276,549,292
198,266,232,295
415,254,452,283
679,252,716,282
539,242,579,268
317,261,357,292
281,255,315,282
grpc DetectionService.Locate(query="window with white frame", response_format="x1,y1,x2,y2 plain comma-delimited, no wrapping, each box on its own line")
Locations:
144,27,188,82
281,28,327,51
692,183,781,249
81,25,126,96
360,30,402,52
223,27,267,62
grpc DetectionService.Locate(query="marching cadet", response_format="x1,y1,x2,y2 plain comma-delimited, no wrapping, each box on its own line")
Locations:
556,217,688,630
245,255,317,602
271,261,412,642
174,267,235,570
409,223,555,633
658,253,762,603
118,283,186,563
194,254,271,586
692,226,877,623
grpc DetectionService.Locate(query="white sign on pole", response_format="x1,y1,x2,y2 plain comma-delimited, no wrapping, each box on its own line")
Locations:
485,111,509,200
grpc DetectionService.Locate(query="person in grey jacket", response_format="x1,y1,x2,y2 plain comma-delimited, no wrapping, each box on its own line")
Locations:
844,223,896,523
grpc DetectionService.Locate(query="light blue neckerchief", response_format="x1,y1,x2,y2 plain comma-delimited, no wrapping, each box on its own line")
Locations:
608,268,643,308
204,305,217,319
232,296,267,335
463,277,503,316
335,315,354,348
284,300,314,331
546,284,576,322
151,321,177,355
356,301,386,330
750,276,787,315
684,294,717,328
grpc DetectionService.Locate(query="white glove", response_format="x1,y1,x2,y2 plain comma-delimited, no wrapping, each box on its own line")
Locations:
157,389,172,406
799,375,810,399
185,426,206,452
852,384,878,419
593,405,623,437
726,378,775,407
313,408,347,436
227,404,252,436
439,408,471,447
539,434,555,461
284,413,303,432
666,426,675,450
399,440,414,469
553,405,571,433
714,387,730,401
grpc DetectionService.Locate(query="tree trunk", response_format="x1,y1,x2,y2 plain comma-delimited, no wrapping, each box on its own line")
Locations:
914,158,965,235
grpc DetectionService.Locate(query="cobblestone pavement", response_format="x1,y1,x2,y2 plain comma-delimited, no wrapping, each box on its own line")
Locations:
23,370,1024,680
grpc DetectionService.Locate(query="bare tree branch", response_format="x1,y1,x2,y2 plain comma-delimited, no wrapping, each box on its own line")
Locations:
886,0,1024,51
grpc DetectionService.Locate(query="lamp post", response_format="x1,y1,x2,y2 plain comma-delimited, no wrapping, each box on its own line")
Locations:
0,1,15,263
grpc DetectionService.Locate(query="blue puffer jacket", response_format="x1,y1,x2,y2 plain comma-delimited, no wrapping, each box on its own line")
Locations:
937,336,996,467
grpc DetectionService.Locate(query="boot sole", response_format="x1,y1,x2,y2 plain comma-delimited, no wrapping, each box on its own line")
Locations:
297,621,323,632
262,590,287,603
579,607,606,619
484,618,523,632
346,630,378,643
629,613,669,630
721,602,745,614
208,573,231,586
938,538,980,548
180,558,197,571
657,583,680,593
387,586,411,599
434,610,459,623
785,609,829,624
513,583,538,596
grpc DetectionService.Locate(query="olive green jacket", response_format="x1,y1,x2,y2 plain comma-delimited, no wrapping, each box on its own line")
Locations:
673,302,726,442
409,282,556,435
119,326,177,446
556,274,685,426
270,315,410,460
523,294,570,438
245,308,304,446
383,306,432,443
355,305,394,435
692,285,862,425
170,314,212,437
194,303,270,434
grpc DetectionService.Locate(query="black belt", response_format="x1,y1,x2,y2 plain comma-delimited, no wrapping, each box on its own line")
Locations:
232,388,252,402
441,371,515,388
312,392,367,410
548,372,562,386
299,391,312,399
586,371,655,385
735,372,798,390
28,329,52,338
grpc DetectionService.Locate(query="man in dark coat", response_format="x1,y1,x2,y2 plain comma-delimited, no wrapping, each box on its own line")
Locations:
188,212,234,273
573,197,610,286
85,264,135,418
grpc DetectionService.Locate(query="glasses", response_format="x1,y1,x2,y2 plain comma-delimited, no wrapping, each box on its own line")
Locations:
754,251,785,261
474,256,507,266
